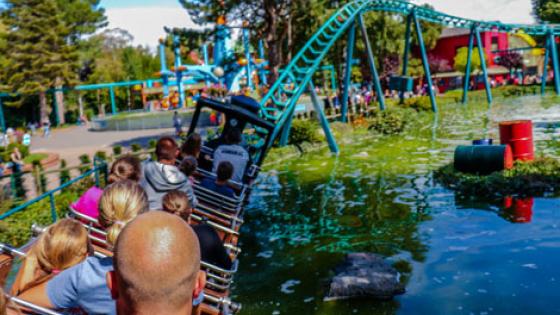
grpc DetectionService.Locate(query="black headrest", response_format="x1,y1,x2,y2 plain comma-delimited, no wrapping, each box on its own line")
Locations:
231,95,260,114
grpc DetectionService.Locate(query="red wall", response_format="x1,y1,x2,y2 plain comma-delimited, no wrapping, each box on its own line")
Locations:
429,31,509,68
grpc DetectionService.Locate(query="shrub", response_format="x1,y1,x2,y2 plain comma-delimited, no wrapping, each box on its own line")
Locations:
131,143,142,153
367,109,407,135
112,145,123,157
79,154,91,174
32,160,47,194
59,159,70,185
95,151,107,161
148,139,157,149
288,119,321,145
402,96,433,112
85,109,95,121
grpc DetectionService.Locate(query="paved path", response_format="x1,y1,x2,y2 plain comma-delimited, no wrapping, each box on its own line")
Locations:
30,126,175,165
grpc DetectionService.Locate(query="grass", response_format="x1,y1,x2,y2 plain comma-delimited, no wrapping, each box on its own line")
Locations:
23,153,48,164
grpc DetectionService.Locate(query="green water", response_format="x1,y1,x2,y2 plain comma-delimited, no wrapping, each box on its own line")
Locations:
232,95,560,314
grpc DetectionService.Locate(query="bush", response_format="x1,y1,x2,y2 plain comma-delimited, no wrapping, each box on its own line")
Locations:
112,145,122,157
59,159,70,185
85,109,95,121
148,139,157,149
402,96,433,112
79,154,91,174
95,151,107,161
367,109,407,135
2,143,30,162
435,158,560,198
131,143,142,153
288,119,321,145
32,160,47,194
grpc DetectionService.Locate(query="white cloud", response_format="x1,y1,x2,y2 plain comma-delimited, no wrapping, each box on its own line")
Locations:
412,0,535,24
104,7,202,49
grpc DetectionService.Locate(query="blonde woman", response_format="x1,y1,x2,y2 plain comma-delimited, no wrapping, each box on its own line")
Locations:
19,180,148,314
11,219,90,296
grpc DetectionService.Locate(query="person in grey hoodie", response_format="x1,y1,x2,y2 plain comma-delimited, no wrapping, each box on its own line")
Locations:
141,137,197,210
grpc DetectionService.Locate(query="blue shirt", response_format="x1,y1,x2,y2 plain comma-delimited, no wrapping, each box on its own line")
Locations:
200,178,236,198
47,256,115,315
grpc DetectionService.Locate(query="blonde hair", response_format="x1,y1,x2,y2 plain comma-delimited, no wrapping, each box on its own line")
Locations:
99,180,148,246
11,219,89,296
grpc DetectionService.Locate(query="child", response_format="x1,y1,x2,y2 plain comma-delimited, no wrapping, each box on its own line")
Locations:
201,161,236,198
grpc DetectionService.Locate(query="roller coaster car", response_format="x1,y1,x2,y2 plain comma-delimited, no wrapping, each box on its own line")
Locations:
187,95,275,184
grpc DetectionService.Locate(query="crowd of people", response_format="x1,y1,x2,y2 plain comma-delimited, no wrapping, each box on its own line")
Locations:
2,130,250,315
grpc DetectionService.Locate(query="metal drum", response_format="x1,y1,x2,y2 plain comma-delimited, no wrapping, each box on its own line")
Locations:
472,139,493,145
499,120,534,161
454,145,513,174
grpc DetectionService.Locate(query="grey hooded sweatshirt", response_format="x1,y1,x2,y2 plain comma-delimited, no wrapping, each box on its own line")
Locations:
140,161,197,210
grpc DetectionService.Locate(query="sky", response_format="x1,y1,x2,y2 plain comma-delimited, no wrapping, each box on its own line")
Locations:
101,0,536,49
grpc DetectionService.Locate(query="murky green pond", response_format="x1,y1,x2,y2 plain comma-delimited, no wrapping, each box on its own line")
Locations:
232,95,560,314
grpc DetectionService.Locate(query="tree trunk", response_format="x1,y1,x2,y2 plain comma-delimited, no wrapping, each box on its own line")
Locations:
265,1,281,83
39,91,49,124
78,93,84,117
55,77,65,125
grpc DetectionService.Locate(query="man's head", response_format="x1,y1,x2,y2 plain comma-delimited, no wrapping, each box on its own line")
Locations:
224,128,242,145
109,212,204,315
155,137,179,163
216,161,233,183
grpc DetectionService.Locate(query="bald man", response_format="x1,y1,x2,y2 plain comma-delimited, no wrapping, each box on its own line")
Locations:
107,212,205,315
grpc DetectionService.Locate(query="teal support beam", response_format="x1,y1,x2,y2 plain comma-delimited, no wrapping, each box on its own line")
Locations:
542,34,550,95
475,27,493,105
0,97,5,132
412,11,437,113
548,31,560,94
309,82,339,154
341,22,356,123
243,27,253,90
109,87,117,115
51,92,60,126
400,13,412,103
358,14,385,111
279,105,296,146
462,26,476,104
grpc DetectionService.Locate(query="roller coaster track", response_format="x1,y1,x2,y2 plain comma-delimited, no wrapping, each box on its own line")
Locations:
259,0,560,144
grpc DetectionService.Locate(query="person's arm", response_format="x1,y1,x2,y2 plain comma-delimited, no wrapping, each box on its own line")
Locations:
17,281,54,309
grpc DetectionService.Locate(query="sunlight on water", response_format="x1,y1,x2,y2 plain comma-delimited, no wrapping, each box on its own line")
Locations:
233,96,560,315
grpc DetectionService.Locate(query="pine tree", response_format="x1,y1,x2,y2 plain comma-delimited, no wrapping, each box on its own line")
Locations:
3,0,78,125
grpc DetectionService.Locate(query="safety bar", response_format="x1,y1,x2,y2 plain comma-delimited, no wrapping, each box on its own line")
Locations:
195,203,244,224
7,295,63,315
204,293,241,314
0,243,25,258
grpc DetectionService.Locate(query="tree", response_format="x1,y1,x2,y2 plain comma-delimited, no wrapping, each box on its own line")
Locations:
533,0,560,23
454,47,486,73
3,0,78,124
428,54,452,74
496,51,524,75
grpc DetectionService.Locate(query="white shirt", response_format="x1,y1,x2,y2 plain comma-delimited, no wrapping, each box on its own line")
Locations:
212,144,249,183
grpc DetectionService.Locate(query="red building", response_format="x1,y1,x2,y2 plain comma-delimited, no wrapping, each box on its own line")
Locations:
429,28,509,69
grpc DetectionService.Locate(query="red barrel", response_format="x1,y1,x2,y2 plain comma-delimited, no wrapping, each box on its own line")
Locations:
503,197,534,223
499,120,534,161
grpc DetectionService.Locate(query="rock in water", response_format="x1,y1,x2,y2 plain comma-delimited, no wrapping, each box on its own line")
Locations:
325,253,405,301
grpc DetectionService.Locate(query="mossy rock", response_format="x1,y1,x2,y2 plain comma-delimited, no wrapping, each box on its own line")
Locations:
435,158,560,198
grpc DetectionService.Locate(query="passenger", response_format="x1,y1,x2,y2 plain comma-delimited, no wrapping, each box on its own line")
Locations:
141,137,197,210
201,161,236,198
180,156,198,182
212,129,249,183
11,219,91,296
108,212,206,315
18,181,149,314
181,133,202,160
73,155,141,219
162,191,233,270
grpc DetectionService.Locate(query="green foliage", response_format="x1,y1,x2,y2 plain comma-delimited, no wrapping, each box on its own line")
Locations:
497,85,539,98
112,145,123,157
148,139,157,149
454,47,486,73
435,158,560,197
131,143,142,153
94,150,107,161
533,0,560,23
367,109,407,135
79,154,91,174
289,120,321,145
32,160,47,194
59,159,70,184
1,143,29,162
12,166,26,200
402,96,433,112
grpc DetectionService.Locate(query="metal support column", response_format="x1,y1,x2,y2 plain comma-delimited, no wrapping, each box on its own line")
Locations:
341,22,356,123
548,31,560,94
109,87,117,115
243,27,253,90
159,41,170,98
462,26,476,104
309,82,339,155
173,35,185,108
0,97,5,133
400,14,412,103
475,27,493,105
358,14,385,111
258,40,268,86
203,44,210,87
542,34,551,95
412,11,437,112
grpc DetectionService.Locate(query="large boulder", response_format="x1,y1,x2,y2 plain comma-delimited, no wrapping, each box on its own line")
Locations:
325,253,405,301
